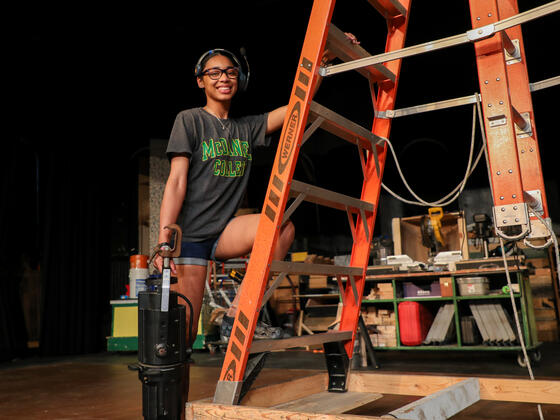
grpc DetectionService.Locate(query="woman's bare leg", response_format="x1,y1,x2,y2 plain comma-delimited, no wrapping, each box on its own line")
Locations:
213,214,295,316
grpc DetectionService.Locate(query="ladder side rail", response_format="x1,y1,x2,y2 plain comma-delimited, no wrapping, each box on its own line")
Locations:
497,0,550,242
321,0,560,77
338,3,412,360
214,0,336,404
469,0,528,240
379,75,559,118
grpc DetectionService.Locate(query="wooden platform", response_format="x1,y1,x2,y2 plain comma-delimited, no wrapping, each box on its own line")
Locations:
187,371,560,419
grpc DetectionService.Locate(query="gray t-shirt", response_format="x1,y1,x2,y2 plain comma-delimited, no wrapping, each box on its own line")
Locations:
166,107,270,242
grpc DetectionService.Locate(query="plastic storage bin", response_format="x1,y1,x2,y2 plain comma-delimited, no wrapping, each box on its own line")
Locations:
398,301,433,346
456,276,489,296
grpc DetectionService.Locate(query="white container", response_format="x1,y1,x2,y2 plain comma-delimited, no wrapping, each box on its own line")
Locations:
456,276,489,296
129,268,149,298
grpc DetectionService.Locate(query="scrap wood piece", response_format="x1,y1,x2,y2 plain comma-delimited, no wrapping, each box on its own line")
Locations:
273,390,383,414
348,372,560,405
186,401,384,420
387,378,480,420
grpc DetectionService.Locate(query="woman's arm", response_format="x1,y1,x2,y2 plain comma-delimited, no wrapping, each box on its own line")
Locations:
154,154,189,272
266,105,288,134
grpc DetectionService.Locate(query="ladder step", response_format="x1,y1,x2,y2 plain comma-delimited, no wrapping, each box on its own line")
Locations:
250,331,353,354
270,260,363,277
273,390,383,414
367,0,407,19
327,24,395,84
290,179,374,213
309,101,385,150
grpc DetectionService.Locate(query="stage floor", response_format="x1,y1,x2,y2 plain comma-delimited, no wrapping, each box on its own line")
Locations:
1,346,559,419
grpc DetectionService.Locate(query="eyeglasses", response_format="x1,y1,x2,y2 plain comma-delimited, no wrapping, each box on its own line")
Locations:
201,67,240,80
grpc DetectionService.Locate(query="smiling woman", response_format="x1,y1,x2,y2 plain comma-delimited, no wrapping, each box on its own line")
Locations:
152,47,296,402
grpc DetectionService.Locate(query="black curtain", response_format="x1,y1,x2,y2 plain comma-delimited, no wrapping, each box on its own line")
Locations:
38,150,113,356
0,141,32,361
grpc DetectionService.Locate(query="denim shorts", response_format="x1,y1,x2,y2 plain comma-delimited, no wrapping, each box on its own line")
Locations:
173,236,220,266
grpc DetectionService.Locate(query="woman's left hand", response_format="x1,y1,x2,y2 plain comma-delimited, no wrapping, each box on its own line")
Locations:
321,32,360,65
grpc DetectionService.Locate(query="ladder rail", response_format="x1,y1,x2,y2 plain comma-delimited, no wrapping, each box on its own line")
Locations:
321,0,560,77
214,0,337,404
215,0,413,404
496,0,551,243
377,75,559,119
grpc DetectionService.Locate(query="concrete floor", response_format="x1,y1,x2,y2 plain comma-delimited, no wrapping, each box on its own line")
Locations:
1,343,559,419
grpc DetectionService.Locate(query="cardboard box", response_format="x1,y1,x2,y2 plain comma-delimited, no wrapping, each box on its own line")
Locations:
392,211,469,263
308,275,328,289
439,277,454,297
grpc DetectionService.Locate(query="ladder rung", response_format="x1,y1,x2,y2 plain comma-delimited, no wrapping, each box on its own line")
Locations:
250,331,353,354
270,260,363,277
309,101,385,150
367,0,407,19
326,24,395,84
290,180,374,213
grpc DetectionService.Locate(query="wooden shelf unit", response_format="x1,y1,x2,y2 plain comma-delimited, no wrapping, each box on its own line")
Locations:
362,265,540,354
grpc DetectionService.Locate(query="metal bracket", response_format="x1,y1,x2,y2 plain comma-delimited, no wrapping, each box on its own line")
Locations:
213,380,243,405
493,202,529,228
524,189,544,216
161,267,171,312
377,109,394,119
505,38,521,65
527,217,552,240
488,114,507,128
514,111,533,138
467,24,495,42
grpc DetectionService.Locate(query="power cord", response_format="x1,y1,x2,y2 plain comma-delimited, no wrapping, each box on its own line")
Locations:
499,237,544,420
380,96,484,207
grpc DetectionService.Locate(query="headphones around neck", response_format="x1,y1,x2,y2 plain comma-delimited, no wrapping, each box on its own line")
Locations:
194,48,250,92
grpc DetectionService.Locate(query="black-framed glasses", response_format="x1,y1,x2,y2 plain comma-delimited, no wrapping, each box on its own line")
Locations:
201,67,240,80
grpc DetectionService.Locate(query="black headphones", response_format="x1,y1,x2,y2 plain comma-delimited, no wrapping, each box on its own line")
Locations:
194,48,250,92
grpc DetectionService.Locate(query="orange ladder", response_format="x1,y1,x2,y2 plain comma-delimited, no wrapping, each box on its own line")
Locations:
212,0,560,406
213,0,411,405
469,0,552,247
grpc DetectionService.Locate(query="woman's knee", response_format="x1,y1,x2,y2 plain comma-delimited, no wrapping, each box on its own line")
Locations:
280,220,295,245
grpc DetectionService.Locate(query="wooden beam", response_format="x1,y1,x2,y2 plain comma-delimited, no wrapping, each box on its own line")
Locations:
348,372,560,404
241,373,327,408
186,402,384,420
273,391,382,414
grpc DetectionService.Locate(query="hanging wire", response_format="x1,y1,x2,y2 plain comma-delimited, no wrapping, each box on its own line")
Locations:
380,96,484,207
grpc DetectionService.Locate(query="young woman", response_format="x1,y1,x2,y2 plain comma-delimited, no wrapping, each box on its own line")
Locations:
154,35,358,398
153,49,294,347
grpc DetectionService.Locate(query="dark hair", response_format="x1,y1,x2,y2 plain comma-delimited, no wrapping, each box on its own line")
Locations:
194,48,249,92
200,51,235,73
194,49,241,77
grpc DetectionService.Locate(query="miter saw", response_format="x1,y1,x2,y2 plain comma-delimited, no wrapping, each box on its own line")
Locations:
421,207,446,257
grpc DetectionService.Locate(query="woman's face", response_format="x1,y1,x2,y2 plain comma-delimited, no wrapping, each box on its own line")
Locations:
197,54,239,102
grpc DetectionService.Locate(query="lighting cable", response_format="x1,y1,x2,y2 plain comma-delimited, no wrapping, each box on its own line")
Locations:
499,237,544,420
380,96,484,207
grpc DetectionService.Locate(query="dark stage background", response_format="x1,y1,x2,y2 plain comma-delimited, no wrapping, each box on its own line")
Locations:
3,1,558,360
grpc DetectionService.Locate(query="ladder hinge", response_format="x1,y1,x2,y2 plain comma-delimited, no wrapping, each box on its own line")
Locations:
504,38,521,64
493,203,529,230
